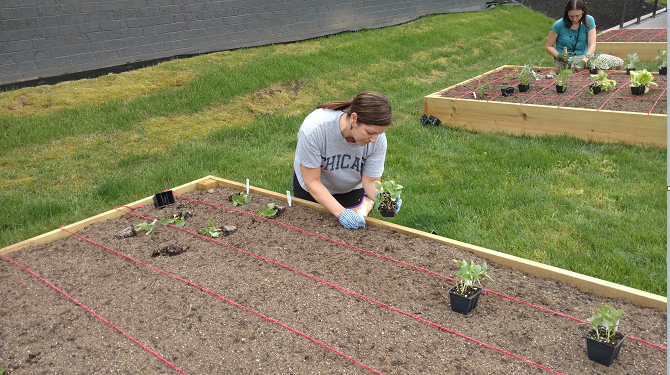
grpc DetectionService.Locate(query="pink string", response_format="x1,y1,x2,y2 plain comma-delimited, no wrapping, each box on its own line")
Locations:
624,29,648,43
648,30,666,42
0,253,188,375
61,223,384,375
647,87,667,114
175,195,668,352
108,208,563,374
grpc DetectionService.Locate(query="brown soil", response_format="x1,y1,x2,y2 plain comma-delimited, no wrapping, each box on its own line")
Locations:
441,68,668,115
599,29,668,43
1,187,666,374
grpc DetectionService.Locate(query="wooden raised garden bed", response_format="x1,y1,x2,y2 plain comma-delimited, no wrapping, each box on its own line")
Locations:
423,65,667,147
1,176,666,374
596,28,667,61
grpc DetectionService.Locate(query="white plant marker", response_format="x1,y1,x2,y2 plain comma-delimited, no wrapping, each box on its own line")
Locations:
286,191,292,206
246,179,249,195
472,92,477,99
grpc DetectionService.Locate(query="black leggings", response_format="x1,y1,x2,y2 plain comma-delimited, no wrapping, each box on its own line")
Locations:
292,171,365,209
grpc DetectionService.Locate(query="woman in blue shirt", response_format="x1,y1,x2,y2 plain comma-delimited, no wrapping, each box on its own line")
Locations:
545,0,623,70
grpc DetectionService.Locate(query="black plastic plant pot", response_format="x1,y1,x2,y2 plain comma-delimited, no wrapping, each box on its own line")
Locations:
585,330,627,366
448,284,482,315
590,68,599,74
660,67,667,75
501,86,515,96
378,208,396,218
626,67,636,75
556,84,567,93
589,83,601,95
630,85,645,95
517,84,529,92
153,190,176,208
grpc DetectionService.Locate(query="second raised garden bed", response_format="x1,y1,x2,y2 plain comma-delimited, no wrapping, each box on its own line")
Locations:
596,28,667,61
423,65,667,147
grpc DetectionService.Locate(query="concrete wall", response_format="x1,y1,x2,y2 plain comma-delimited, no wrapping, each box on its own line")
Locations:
0,0,487,85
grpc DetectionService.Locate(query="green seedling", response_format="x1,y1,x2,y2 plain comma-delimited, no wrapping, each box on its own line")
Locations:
554,68,572,88
586,304,625,342
373,180,403,211
629,69,658,93
135,219,157,235
656,49,667,68
589,70,616,94
625,52,639,69
584,51,602,70
1,364,4,375
160,211,187,227
232,192,252,206
200,220,221,238
517,63,534,85
453,259,492,295
254,203,278,219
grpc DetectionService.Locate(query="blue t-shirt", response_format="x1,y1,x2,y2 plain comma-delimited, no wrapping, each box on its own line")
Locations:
551,15,595,56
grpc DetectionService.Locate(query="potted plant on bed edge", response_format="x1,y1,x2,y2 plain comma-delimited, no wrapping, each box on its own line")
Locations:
629,69,658,95
656,49,667,75
624,53,639,75
448,259,492,315
585,305,626,366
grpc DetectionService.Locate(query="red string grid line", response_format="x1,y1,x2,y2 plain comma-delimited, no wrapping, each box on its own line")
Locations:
60,224,385,375
107,207,565,374
0,253,188,375
175,195,668,352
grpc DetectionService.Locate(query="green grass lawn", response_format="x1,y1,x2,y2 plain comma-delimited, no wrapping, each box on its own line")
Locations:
0,6,666,296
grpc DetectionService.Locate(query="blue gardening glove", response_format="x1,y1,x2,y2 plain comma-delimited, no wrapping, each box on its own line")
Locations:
394,196,402,214
556,52,569,62
338,209,366,229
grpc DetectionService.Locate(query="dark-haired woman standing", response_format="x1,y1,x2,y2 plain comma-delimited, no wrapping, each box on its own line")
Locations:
545,0,623,70
292,91,399,229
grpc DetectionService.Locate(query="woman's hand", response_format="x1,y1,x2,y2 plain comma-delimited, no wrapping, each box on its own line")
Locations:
338,209,366,229
556,52,570,62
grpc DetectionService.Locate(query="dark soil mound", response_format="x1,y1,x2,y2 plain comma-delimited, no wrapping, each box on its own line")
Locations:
515,0,664,31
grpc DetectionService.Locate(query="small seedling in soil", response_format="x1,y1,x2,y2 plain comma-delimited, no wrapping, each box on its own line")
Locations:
200,220,222,238
160,211,192,228
254,203,278,219
1,364,5,375
586,304,625,344
135,219,157,235
231,192,252,206
452,259,492,296
152,244,189,257
373,180,403,212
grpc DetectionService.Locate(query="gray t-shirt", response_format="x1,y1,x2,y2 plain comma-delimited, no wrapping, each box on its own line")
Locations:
293,108,387,194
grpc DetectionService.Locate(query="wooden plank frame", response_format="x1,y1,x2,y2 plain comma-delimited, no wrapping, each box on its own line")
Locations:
2,175,666,310
423,65,667,147
596,28,666,61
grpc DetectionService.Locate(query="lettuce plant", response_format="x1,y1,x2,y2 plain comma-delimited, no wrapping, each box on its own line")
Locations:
254,203,278,219
629,69,658,93
232,192,252,206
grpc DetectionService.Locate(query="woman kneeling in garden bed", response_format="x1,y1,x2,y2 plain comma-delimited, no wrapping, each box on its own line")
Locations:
545,0,623,71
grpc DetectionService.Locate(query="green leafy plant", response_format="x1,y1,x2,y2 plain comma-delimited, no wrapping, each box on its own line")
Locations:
629,69,658,93
656,49,667,68
554,68,572,88
584,51,602,70
517,63,533,85
589,71,616,94
200,220,222,238
1,364,4,375
160,211,187,227
232,192,252,206
586,305,625,343
373,180,403,211
452,259,492,295
254,203,278,218
624,52,639,69
135,219,157,235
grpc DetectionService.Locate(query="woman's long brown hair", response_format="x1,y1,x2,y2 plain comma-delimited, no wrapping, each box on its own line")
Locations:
317,91,392,126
